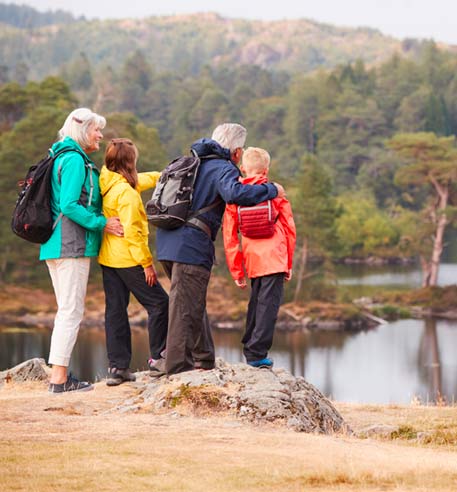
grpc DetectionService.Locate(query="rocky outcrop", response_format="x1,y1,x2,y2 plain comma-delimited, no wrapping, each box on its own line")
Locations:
2,358,348,434
117,358,348,434
0,357,49,386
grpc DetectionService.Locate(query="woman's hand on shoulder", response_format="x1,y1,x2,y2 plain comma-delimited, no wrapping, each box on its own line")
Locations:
104,217,124,236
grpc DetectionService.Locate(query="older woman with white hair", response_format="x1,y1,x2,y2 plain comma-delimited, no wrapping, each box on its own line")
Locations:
40,108,123,393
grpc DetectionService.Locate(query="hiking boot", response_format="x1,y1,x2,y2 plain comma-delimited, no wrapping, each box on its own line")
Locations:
148,357,166,378
106,367,136,387
247,358,274,369
48,373,93,393
148,357,163,372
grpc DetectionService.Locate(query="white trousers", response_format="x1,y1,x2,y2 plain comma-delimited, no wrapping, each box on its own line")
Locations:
46,258,91,366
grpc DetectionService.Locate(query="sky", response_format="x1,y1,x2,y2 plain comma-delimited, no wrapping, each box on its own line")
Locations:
5,0,457,45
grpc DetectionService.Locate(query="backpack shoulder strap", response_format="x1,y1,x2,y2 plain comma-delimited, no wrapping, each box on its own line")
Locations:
55,149,94,208
190,197,223,218
186,197,224,239
54,148,90,176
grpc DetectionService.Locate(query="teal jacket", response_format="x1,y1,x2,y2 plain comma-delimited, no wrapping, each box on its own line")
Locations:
39,137,107,260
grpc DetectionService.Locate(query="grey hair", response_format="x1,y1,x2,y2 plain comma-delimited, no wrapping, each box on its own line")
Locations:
211,123,247,152
58,108,106,150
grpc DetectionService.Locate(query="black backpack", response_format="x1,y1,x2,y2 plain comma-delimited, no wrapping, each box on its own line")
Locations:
11,148,88,244
146,150,221,237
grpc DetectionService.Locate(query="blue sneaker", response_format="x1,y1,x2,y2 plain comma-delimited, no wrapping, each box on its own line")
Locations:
247,358,273,369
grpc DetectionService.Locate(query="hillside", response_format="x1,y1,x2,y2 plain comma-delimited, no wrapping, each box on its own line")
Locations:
0,7,428,80
0,2,77,28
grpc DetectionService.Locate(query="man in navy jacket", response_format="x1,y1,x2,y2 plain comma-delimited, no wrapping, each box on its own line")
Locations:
156,123,284,375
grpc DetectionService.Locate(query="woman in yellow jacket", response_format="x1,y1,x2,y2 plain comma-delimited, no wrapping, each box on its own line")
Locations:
98,138,168,386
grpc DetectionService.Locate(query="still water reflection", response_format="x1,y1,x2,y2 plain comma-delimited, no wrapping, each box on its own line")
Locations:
336,262,457,290
1,318,456,405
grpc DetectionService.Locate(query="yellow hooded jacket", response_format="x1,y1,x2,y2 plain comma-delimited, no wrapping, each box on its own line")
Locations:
98,166,160,268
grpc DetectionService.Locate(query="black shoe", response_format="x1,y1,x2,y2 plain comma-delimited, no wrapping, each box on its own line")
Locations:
48,373,93,393
106,367,136,387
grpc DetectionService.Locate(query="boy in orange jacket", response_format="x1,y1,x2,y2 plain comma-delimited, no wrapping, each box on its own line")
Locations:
223,147,296,368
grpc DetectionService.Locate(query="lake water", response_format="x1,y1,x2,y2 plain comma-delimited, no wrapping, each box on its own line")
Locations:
1,317,456,405
2,262,457,404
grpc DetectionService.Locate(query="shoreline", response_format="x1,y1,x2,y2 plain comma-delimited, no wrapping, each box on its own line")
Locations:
0,310,379,332
3,282,457,332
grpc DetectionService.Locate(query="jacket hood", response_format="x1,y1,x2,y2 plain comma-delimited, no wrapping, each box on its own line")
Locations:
240,175,268,185
51,136,90,159
99,166,128,196
191,138,231,160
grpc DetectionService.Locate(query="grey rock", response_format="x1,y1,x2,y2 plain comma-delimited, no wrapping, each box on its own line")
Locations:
357,424,399,438
312,320,342,331
0,358,49,386
416,431,433,443
128,358,347,434
118,404,141,414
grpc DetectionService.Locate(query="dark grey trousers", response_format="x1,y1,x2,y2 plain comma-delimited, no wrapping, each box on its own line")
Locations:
102,265,169,369
160,261,215,374
242,273,285,362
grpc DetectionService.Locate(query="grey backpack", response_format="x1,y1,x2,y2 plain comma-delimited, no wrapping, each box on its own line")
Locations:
146,151,221,237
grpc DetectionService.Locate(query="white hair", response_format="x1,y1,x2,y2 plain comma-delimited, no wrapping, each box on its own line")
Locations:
211,123,247,152
58,108,106,149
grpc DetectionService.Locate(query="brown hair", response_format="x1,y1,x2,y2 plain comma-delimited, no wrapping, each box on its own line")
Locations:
104,138,139,188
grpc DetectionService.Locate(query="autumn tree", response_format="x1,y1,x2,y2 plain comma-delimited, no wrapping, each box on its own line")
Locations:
335,193,399,257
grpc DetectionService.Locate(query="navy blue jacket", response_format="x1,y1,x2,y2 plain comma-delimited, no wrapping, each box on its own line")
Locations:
156,138,278,270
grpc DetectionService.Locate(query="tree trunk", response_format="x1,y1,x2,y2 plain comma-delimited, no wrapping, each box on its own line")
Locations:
426,177,449,287
293,237,308,303
420,255,432,288
429,205,448,286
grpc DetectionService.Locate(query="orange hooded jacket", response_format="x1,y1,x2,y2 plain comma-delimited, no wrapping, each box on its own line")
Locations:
223,175,296,280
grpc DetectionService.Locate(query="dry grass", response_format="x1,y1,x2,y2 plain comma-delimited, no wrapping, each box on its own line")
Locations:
338,402,457,447
1,382,457,491
0,286,56,314
281,300,362,321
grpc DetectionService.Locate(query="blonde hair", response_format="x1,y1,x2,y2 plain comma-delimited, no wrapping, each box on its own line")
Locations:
104,138,139,189
242,147,271,175
58,108,106,150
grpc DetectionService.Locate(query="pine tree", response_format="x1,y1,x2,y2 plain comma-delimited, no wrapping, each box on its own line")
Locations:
389,132,457,286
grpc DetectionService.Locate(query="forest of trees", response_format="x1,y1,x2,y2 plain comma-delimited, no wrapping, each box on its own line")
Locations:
2,4,457,299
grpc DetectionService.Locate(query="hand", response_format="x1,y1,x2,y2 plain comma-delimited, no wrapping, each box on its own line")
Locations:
144,265,157,286
104,217,124,237
285,269,292,282
235,278,247,289
273,182,286,198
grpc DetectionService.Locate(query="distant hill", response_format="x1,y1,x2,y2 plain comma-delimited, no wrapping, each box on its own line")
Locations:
0,2,78,28
0,5,437,80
